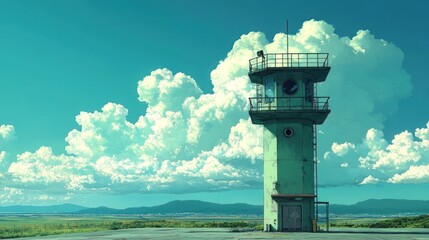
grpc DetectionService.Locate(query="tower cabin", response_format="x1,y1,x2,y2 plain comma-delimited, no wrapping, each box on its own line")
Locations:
248,51,331,232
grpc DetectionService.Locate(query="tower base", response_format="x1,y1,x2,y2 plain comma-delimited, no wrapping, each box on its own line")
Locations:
264,194,315,232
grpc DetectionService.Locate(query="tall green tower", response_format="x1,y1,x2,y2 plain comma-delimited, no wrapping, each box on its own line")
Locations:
248,51,330,232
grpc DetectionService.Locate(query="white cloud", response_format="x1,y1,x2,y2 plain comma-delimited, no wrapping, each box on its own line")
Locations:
0,20,416,200
8,146,95,190
0,125,14,140
38,194,51,200
360,175,380,185
325,121,429,185
0,187,23,204
137,68,203,111
323,151,330,160
332,142,355,156
0,124,15,167
0,151,5,163
388,164,429,183
359,124,429,172
0,186,71,204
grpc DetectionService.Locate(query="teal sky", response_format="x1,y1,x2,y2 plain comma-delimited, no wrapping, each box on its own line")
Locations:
1,0,429,208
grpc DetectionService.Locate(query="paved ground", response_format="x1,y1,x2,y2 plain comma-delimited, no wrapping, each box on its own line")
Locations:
16,228,429,240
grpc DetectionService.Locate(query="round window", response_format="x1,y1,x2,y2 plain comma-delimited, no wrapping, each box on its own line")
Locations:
284,128,294,137
282,79,299,95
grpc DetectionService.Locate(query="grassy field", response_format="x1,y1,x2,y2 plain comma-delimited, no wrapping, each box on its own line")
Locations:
1,214,428,239
328,217,389,228
0,215,118,239
0,215,263,239
329,215,429,228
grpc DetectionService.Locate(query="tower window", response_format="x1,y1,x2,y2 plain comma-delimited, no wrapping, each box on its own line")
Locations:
284,128,294,137
283,79,299,95
264,76,275,103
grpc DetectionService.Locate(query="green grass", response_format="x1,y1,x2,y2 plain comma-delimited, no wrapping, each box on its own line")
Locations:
0,215,116,239
329,218,388,228
3,214,427,238
329,215,429,228
366,215,429,228
0,215,262,239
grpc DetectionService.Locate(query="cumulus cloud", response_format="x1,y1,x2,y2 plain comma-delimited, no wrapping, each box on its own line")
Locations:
0,151,5,163
0,19,417,201
0,186,71,204
0,125,14,140
359,129,422,169
0,187,23,204
388,165,429,183
360,175,380,185
332,142,355,157
0,124,15,167
325,121,429,185
8,146,94,191
7,100,259,195
7,65,263,196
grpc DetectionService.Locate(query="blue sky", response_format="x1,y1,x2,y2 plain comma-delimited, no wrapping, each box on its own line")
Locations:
1,0,429,208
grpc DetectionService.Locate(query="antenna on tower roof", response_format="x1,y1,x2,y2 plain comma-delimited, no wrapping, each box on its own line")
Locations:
286,19,289,66
286,19,289,55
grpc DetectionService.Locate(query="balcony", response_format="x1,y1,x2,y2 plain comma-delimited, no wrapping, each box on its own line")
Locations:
248,97,331,125
249,53,329,72
248,53,330,84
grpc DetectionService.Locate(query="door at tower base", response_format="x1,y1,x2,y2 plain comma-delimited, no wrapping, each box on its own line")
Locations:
282,205,302,231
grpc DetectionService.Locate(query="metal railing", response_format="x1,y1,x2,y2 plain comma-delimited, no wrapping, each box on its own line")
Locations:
249,53,329,73
249,97,330,111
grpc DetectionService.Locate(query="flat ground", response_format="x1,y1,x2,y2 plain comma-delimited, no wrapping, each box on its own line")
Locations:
16,227,429,240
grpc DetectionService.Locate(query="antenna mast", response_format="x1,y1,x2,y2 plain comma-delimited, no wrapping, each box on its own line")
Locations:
286,19,289,54
286,19,289,66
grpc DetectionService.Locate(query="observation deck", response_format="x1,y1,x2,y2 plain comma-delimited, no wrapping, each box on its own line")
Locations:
248,53,330,84
248,97,330,124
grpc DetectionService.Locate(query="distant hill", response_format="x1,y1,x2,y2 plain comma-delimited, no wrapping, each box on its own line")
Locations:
327,199,429,216
0,203,87,213
80,199,429,216
78,200,263,215
76,206,121,214
1,199,428,216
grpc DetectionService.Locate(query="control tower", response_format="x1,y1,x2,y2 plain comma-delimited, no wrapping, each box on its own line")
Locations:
248,51,331,231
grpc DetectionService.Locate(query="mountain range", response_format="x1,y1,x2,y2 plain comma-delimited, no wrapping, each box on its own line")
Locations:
0,203,87,214
0,200,262,215
76,200,262,215
0,199,428,216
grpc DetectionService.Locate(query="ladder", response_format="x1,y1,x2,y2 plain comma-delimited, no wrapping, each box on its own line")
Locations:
256,84,263,109
313,83,318,221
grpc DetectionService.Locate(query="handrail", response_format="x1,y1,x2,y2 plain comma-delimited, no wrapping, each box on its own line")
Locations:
249,53,329,73
249,97,330,111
